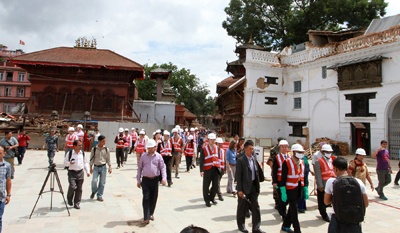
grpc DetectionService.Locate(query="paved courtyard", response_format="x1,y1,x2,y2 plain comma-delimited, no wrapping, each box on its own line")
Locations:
3,150,400,233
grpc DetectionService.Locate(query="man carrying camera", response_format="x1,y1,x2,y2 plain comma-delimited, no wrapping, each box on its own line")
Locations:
42,129,59,166
0,130,18,179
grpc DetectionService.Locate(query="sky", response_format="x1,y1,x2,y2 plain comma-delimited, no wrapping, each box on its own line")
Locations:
1,0,400,97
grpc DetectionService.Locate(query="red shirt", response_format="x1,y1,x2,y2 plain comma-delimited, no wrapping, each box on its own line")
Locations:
17,134,31,147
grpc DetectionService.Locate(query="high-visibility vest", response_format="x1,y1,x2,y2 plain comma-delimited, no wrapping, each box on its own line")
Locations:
170,136,183,152
203,144,220,170
184,142,195,157
318,157,336,181
124,135,131,148
136,138,146,153
131,132,137,141
160,141,172,157
75,131,84,141
276,153,292,181
65,134,77,148
219,148,225,170
285,157,305,190
116,135,125,148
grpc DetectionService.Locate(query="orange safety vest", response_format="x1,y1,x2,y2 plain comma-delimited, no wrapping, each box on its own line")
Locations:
116,135,125,148
184,142,195,157
160,141,172,157
65,134,77,148
136,138,146,153
318,157,336,181
285,157,305,189
218,148,225,170
276,153,292,181
131,132,137,141
124,135,131,148
75,131,84,141
203,144,220,170
170,136,183,152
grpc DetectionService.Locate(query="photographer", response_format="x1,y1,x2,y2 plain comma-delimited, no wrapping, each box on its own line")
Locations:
0,130,18,178
17,129,30,165
42,129,59,166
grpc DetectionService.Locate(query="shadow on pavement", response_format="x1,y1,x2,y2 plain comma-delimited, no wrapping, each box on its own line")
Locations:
211,215,236,222
174,204,208,211
300,218,327,228
219,230,241,233
188,197,204,203
104,219,146,228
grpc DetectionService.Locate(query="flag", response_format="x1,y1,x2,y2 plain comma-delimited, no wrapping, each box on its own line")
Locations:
19,40,25,45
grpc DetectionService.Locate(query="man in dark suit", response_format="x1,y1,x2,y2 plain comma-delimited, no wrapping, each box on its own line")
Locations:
236,140,265,233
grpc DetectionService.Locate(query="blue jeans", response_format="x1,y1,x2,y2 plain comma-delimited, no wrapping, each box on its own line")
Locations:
94,141,99,147
0,201,5,232
91,165,107,198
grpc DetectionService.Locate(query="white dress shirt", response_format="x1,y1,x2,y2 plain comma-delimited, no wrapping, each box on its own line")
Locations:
64,149,90,174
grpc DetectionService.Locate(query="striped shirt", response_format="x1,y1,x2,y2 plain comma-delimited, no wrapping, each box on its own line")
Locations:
0,160,12,202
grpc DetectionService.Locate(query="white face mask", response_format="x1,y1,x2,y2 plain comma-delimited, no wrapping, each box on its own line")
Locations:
295,153,304,159
325,153,332,158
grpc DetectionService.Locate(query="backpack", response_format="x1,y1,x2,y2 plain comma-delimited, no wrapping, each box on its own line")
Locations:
68,150,86,162
90,146,108,161
332,176,365,224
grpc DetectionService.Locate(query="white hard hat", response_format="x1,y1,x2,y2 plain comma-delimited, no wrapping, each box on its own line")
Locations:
279,140,289,146
125,128,129,131
119,128,124,133
141,129,145,131
195,127,198,130
172,128,178,133
175,125,181,129
185,128,188,132
164,131,170,135
68,127,74,132
321,144,333,152
153,132,156,136
208,133,216,140
131,128,135,130
77,124,83,128
355,148,366,156
291,144,305,152
215,137,223,144
146,139,157,148
156,129,161,133
188,135,194,140
190,128,195,132
139,130,145,135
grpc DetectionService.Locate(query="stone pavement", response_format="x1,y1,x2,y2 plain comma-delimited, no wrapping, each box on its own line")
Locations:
3,150,400,233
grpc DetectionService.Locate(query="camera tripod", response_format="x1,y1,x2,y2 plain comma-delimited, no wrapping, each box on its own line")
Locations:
29,165,70,219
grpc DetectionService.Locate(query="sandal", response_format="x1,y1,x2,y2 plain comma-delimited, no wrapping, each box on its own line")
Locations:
141,220,150,225
150,215,154,221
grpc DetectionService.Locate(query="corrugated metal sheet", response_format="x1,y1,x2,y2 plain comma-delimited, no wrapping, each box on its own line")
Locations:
327,55,388,69
365,14,400,35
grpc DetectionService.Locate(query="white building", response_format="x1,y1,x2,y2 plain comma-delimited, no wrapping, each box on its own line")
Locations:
239,15,400,158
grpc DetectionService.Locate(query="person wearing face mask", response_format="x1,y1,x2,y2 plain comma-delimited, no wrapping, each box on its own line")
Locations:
279,144,308,233
314,144,336,222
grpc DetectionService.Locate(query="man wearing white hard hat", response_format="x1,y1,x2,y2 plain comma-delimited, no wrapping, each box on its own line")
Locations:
157,131,174,187
170,128,184,179
136,139,166,225
184,135,195,173
123,129,132,164
74,124,84,142
199,133,220,207
65,127,78,167
134,131,147,165
279,144,308,233
130,128,138,154
315,144,336,222
215,137,226,201
114,128,126,169
348,148,374,190
272,140,291,219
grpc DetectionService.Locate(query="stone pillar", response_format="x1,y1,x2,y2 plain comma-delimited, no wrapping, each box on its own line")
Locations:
156,77,162,101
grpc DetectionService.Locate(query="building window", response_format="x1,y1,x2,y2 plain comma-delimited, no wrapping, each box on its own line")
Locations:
44,95,55,110
0,72,3,81
0,86,2,96
5,87,12,97
17,87,25,97
265,97,278,105
294,97,301,109
18,73,25,82
345,92,376,117
322,66,327,79
288,122,307,137
294,81,301,93
6,72,13,82
264,76,278,85
3,103,11,113
104,98,113,110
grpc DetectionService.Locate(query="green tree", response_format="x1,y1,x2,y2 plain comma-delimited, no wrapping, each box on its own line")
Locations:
222,0,388,51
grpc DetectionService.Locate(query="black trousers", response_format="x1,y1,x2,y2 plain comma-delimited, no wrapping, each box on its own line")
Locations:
237,182,261,231
217,171,224,196
328,214,362,233
277,188,288,218
395,170,400,184
142,177,159,220
67,169,84,205
163,156,172,183
202,166,219,203
186,156,193,172
282,185,302,233
317,189,328,219
116,148,124,167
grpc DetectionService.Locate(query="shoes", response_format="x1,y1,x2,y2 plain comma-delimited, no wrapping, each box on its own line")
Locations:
238,226,248,233
116,166,120,169
141,220,150,225
97,197,104,202
193,164,196,168
281,226,294,233
253,229,265,233
187,170,190,173
121,163,124,167
380,196,388,200
323,216,330,222
218,195,224,201
205,202,211,207
394,182,399,185
150,215,154,221
90,192,96,199
168,182,171,187
211,200,218,205
298,210,305,213
67,199,73,206
74,203,80,209
175,175,180,179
